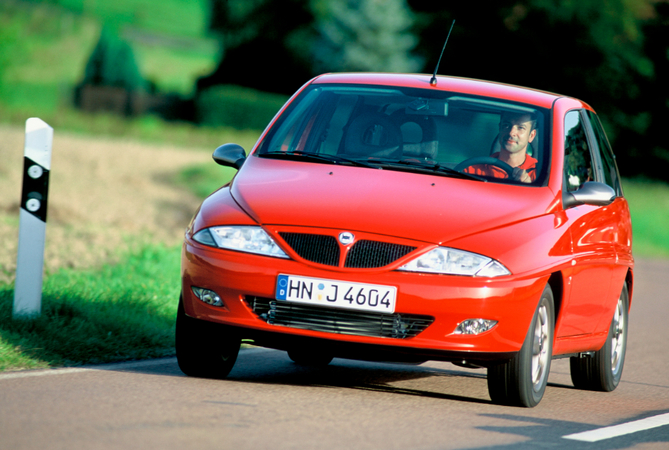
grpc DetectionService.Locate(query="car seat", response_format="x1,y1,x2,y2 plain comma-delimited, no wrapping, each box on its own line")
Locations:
341,112,403,159
393,114,438,161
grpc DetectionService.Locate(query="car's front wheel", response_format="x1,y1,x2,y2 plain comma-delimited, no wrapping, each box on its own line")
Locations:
570,283,629,392
175,295,241,379
487,284,554,407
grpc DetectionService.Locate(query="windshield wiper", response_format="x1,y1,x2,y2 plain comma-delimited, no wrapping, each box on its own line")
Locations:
366,158,486,181
260,152,484,180
260,151,377,168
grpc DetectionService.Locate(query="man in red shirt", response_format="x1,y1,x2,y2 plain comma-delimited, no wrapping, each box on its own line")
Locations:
465,112,538,183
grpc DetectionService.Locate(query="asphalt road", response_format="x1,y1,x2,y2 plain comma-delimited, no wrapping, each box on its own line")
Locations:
1,258,668,450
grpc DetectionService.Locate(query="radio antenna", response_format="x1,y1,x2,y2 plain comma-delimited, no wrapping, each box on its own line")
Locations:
430,20,456,87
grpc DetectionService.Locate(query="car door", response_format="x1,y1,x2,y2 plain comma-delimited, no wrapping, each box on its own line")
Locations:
557,109,621,338
585,110,633,331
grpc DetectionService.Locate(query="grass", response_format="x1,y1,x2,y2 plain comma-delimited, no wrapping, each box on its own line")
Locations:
623,178,669,259
0,244,181,371
0,0,217,117
0,103,261,151
133,40,217,95
0,2,99,87
176,162,238,198
55,0,210,39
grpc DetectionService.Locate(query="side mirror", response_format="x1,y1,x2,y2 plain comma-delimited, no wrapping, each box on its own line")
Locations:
563,181,616,208
213,144,246,170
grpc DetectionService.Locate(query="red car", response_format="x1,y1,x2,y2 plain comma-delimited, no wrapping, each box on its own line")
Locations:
177,73,633,407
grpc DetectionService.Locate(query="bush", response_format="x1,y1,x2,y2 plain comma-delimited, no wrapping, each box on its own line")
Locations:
74,27,151,116
196,84,289,130
80,27,146,91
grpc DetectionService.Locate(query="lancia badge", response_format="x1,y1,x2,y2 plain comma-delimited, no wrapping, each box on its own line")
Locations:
338,232,355,246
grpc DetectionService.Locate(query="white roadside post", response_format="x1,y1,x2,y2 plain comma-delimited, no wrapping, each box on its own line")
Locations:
13,118,53,318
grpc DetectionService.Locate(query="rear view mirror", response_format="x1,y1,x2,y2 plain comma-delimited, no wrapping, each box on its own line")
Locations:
213,144,246,170
564,182,616,208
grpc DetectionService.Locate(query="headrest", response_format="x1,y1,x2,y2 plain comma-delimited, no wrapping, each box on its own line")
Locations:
343,113,402,158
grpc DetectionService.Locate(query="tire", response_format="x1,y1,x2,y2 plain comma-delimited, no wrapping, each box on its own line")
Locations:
175,295,241,379
288,347,334,367
570,283,629,392
487,284,554,407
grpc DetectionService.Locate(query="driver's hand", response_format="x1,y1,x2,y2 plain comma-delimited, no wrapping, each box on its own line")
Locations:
512,167,531,183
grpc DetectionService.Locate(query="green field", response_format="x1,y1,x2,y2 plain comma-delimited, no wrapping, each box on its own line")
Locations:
0,0,216,117
623,179,669,258
1,0,668,373
0,245,180,370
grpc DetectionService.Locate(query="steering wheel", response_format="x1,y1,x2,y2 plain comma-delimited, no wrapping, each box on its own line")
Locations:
453,156,515,177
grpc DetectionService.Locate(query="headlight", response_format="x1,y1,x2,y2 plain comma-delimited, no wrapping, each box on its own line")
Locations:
398,247,510,277
193,226,289,258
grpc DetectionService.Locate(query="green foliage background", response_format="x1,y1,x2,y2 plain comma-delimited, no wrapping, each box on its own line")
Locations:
196,85,289,130
80,26,147,91
2,0,668,176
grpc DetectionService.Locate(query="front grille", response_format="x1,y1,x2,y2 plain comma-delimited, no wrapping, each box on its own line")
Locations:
245,296,434,339
279,232,340,266
278,232,416,268
345,240,416,268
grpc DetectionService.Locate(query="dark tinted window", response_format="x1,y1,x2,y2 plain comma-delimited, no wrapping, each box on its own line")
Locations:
564,111,594,192
587,111,622,196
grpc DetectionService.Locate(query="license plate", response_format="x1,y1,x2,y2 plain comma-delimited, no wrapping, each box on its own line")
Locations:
275,274,396,313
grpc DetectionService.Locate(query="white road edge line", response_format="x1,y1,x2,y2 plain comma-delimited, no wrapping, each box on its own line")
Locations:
563,412,669,442
0,347,272,381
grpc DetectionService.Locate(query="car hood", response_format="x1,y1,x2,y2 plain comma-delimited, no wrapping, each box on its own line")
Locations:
229,157,556,244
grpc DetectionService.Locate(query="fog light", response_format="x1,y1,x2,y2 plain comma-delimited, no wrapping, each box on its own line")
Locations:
454,319,497,335
192,287,225,307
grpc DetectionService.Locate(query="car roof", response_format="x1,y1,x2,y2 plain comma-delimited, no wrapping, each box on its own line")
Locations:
310,73,570,110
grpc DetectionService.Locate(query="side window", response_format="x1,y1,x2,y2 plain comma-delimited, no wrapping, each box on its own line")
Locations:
564,111,594,192
587,111,622,196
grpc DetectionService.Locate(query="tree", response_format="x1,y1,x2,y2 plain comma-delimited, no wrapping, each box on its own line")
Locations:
200,0,668,179
199,0,420,95
306,0,421,74
74,27,149,116
630,1,669,179
198,0,314,95
519,0,661,179
80,27,146,91
407,0,661,178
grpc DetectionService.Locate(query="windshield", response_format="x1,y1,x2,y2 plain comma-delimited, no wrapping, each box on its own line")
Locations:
256,84,550,186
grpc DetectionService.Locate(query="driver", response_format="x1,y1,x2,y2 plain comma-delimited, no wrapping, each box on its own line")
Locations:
465,112,538,183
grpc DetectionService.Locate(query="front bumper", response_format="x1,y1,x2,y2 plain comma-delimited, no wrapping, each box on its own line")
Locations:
181,240,548,365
